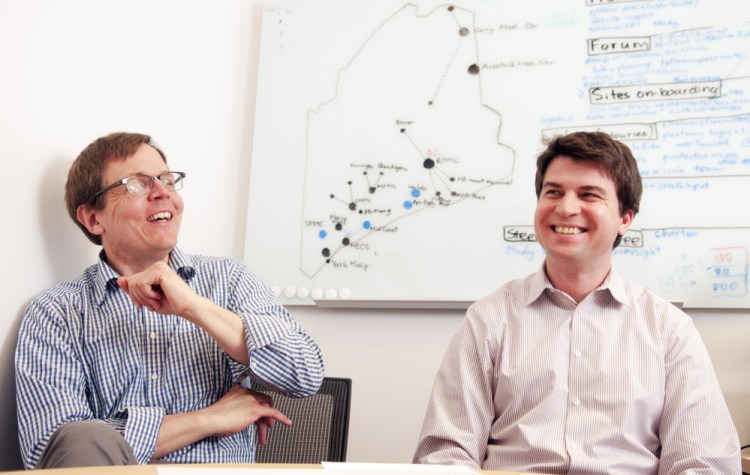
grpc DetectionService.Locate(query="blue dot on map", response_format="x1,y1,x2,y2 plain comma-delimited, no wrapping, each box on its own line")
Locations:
403,200,413,210
411,188,421,198
362,221,371,230
319,230,327,239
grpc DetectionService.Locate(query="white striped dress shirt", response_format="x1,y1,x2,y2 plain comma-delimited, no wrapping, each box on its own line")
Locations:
414,266,740,474
15,247,324,469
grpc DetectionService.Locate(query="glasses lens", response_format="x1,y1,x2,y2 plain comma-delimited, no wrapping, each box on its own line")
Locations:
125,176,150,195
160,172,184,191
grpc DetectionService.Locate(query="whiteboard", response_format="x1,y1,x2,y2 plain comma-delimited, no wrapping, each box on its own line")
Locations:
245,0,750,308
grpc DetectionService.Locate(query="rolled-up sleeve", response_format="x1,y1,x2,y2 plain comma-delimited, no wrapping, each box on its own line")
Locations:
224,260,324,397
119,406,165,464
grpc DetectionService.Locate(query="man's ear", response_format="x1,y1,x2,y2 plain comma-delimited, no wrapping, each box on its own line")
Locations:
618,209,635,236
76,204,104,237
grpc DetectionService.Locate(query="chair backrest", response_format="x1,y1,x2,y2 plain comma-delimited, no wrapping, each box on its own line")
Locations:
254,377,352,463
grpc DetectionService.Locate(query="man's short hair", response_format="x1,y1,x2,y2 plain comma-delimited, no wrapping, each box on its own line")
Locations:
65,132,167,245
534,131,642,248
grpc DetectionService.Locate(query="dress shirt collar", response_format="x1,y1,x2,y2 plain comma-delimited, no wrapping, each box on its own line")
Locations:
601,267,629,305
525,265,550,306
525,262,630,307
92,247,196,305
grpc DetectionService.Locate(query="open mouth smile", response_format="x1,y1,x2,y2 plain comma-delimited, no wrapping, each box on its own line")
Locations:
553,226,584,235
147,211,172,223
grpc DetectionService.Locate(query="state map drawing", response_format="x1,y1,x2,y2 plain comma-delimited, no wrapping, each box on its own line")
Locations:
246,0,750,308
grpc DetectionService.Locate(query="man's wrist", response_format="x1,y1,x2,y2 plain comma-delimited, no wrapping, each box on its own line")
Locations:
180,295,211,325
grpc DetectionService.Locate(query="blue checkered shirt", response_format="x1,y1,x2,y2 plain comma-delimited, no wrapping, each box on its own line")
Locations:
15,247,324,468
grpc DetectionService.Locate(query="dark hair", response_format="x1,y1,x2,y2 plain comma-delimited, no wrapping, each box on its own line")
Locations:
65,132,167,245
535,131,642,248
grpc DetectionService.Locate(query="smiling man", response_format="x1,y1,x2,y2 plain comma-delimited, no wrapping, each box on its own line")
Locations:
15,132,324,468
413,132,740,474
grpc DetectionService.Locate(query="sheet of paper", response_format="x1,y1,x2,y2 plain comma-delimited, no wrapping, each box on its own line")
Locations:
158,464,478,475
158,468,323,475
322,462,478,474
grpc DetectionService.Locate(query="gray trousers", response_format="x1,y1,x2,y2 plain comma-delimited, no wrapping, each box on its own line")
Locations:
38,420,138,468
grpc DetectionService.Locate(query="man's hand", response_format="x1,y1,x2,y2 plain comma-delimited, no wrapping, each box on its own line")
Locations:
199,385,291,445
120,260,250,368
117,262,197,318
154,385,292,457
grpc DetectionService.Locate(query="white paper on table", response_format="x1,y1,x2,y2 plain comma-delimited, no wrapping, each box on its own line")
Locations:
322,462,479,474
158,468,323,475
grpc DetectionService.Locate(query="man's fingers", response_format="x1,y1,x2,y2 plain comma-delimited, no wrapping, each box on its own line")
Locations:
117,277,130,293
252,403,291,426
263,407,291,426
123,282,165,311
256,394,273,408
255,412,286,446
257,421,268,445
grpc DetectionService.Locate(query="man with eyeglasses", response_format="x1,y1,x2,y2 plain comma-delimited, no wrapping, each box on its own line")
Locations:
15,132,324,468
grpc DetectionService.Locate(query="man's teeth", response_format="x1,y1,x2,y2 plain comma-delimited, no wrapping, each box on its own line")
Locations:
147,211,172,222
555,226,581,235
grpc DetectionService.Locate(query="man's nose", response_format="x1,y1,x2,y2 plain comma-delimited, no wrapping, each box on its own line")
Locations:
556,193,581,216
148,177,171,199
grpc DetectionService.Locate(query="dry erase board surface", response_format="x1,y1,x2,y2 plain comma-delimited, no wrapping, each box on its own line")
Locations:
245,0,750,308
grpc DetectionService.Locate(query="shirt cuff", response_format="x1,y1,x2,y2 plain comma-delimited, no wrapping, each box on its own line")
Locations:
227,311,295,383
241,311,293,351
123,406,165,464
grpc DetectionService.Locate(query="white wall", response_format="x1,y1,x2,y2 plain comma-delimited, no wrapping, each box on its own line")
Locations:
0,0,747,470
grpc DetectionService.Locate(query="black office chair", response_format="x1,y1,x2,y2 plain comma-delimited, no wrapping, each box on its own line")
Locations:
253,377,352,463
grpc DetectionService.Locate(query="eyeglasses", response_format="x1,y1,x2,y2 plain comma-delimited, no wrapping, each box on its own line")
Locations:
90,171,186,203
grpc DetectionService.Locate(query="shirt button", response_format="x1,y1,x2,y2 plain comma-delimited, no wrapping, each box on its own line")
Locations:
149,332,157,340
151,373,158,381
574,350,582,358
573,399,581,406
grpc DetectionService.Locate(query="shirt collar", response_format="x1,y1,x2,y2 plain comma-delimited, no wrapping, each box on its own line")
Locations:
92,250,121,305
168,246,196,281
525,263,630,307
93,247,196,305
600,267,629,305
525,265,550,305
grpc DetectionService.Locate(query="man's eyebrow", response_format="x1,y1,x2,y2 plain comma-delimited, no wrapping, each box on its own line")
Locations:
579,185,609,194
541,182,609,194
127,170,170,177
